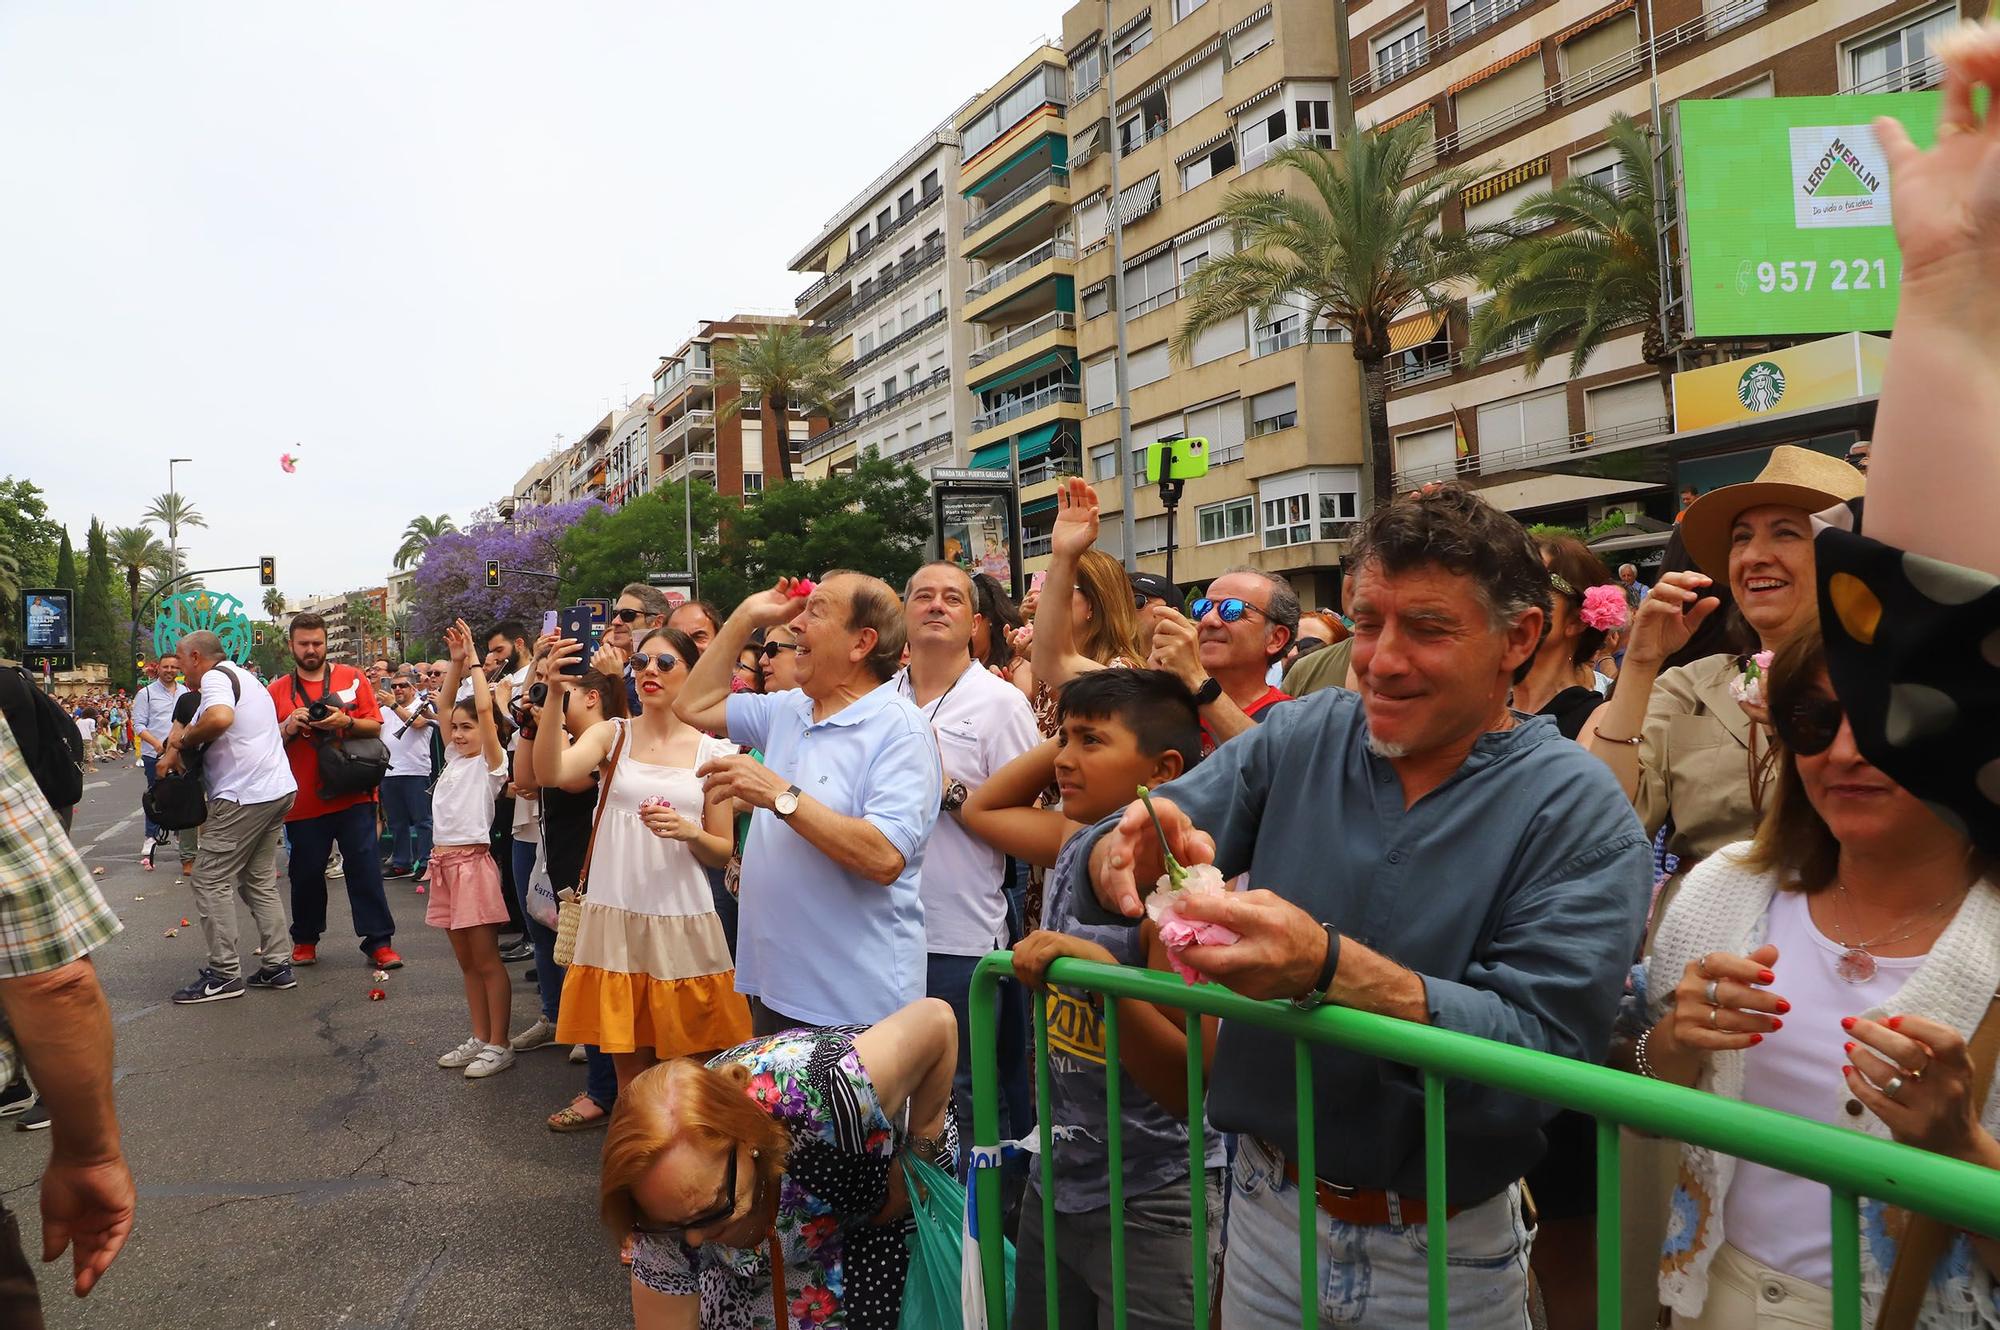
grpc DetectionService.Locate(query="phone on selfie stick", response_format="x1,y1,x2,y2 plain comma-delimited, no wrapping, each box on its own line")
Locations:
557,606,595,677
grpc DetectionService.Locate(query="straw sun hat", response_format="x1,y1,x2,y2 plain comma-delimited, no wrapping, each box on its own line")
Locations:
1678,444,1867,578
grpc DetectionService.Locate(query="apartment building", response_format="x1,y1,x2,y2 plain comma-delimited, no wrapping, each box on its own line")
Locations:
289,587,388,665
648,317,820,501
955,46,1082,565
562,411,615,506
1355,0,1965,530
506,445,569,513
603,397,653,508
790,113,976,481
1059,0,1366,607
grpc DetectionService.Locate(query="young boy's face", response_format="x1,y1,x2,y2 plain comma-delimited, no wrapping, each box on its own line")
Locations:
1054,712,1182,825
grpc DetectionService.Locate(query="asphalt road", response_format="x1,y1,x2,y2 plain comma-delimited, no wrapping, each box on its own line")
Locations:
2,760,633,1329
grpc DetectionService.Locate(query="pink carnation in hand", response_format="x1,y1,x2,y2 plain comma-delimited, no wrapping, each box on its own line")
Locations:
1580,585,1631,632
788,578,817,599
1145,864,1240,984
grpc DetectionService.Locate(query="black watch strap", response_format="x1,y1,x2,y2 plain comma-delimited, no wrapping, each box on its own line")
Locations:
1293,924,1341,1010
1193,677,1223,706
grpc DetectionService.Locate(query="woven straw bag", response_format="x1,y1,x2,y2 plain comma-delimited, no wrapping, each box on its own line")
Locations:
554,721,625,968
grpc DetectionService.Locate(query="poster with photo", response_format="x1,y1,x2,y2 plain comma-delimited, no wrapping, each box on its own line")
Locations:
932,472,1021,598
22,589,73,653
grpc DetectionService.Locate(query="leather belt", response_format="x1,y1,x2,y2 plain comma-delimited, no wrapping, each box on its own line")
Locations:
1266,1141,1462,1228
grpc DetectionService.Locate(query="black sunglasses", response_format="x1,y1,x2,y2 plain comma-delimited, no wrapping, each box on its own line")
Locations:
760,642,797,659
638,1148,737,1238
1191,597,1269,624
630,652,681,674
611,607,644,623
1776,693,1845,757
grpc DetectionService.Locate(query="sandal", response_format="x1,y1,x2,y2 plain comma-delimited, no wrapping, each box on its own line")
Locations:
547,1094,609,1133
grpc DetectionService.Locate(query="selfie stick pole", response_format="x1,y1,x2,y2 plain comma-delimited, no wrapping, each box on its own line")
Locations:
1159,475,1185,589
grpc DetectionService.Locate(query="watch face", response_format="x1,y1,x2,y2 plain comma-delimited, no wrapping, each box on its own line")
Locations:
775,790,799,816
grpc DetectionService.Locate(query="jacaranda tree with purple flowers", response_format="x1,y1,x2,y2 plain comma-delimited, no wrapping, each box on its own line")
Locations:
408,498,602,645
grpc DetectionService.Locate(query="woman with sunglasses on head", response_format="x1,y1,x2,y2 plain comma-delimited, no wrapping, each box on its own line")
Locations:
1619,628,2000,1327
534,625,751,1093
606,997,958,1330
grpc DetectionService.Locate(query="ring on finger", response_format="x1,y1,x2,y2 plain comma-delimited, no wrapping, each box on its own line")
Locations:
1906,1063,1925,1082
1704,979,1720,1006
1699,953,1713,977
1884,1074,1905,1099
1708,1007,1719,1028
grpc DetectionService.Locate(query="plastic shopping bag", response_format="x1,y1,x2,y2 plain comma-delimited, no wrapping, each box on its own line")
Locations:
899,1152,1014,1330
524,853,559,930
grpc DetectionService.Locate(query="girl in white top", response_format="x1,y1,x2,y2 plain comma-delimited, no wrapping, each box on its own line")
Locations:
534,626,751,1092
427,620,518,1081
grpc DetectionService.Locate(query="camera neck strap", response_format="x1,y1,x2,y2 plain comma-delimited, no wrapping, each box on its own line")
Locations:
290,667,343,709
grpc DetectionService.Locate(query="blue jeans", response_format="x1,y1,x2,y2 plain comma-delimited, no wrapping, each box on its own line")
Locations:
511,839,616,1111
1222,1136,1534,1329
379,775,432,870
285,802,395,956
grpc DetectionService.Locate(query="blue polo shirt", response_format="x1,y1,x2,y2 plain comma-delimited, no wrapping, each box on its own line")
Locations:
726,679,941,1026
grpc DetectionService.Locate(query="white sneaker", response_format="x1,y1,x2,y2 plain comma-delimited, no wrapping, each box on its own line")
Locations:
509,1018,557,1052
464,1044,515,1079
436,1035,485,1068
141,835,158,860
327,850,345,879
569,1044,588,1065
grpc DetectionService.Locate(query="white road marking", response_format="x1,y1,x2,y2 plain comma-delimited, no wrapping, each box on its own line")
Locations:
87,812,141,848
84,779,110,789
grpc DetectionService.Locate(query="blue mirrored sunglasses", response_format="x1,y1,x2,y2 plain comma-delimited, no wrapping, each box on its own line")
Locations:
629,652,681,674
1190,597,1268,624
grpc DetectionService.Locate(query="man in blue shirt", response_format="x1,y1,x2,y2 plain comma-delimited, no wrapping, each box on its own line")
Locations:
679,572,940,1034
130,654,194,874
1070,485,1653,1329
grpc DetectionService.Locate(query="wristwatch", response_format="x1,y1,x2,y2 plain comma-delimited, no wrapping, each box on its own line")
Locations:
1291,924,1342,1011
941,779,969,814
1192,676,1223,707
774,785,802,819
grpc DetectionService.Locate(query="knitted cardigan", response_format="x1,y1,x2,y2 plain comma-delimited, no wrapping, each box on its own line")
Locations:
1641,844,2000,1327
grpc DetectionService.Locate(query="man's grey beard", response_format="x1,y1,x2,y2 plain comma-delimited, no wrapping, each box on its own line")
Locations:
1365,732,1409,759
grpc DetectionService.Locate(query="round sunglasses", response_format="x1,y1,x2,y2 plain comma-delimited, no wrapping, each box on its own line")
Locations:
630,652,682,674
1775,693,1845,757
1190,597,1271,624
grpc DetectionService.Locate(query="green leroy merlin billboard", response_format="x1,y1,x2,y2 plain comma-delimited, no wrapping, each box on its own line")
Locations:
1679,93,1938,338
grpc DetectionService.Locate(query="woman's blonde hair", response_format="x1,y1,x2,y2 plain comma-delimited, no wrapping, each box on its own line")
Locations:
600,1059,792,1243
1073,549,1146,665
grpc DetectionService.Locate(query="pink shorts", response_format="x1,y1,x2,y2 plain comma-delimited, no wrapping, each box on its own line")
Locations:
424,847,511,931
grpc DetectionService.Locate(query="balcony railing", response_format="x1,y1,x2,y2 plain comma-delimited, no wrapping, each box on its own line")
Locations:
965,238,1075,302
794,186,945,312
1022,530,1055,559
901,431,955,466
1391,413,1672,488
968,311,1077,368
1124,285,1179,319
651,366,714,409
842,308,947,377
814,239,948,332
1351,0,1533,96
1386,346,1457,388
803,368,954,462
971,382,1081,434
1253,324,1346,357
666,451,717,483
1019,454,1083,488
654,408,715,447
965,166,1070,237
1845,53,1944,96
1119,119,1170,156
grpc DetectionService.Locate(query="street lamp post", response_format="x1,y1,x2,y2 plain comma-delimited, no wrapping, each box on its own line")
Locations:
167,457,192,581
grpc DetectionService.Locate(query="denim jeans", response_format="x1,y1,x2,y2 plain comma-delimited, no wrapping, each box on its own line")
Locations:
512,839,616,1110
1012,1168,1225,1330
285,802,396,956
379,774,432,870
1221,1136,1534,1329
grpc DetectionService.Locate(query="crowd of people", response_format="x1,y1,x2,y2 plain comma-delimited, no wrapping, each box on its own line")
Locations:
1,46,1996,1330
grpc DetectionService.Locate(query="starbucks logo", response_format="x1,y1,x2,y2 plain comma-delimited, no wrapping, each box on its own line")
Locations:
1737,361,1786,413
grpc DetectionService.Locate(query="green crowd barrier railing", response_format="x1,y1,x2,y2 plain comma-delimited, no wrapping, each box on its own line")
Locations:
967,951,2000,1330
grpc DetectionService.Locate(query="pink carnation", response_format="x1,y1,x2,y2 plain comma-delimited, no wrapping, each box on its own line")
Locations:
1752,649,1774,672
1580,584,1631,632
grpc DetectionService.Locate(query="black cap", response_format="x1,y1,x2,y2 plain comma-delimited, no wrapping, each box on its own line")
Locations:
1130,572,1180,607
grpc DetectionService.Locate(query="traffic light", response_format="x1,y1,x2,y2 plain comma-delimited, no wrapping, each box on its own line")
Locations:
253,628,265,646
485,560,501,588
259,556,276,586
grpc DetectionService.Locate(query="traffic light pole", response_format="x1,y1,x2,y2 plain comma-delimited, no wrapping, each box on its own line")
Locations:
133,563,271,626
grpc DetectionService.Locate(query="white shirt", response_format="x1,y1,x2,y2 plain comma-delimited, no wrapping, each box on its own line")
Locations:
133,679,187,755
431,752,505,846
898,657,1040,957
378,698,434,779
76,716,95,743
1725,889,1925,1287
194,661,296,805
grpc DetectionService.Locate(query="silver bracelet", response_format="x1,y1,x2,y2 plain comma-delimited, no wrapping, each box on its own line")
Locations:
1634,1028,1660,1080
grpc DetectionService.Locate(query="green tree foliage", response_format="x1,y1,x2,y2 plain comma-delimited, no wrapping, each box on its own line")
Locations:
344,592,390,657
54,527,78,598
262,587,287,619
712,326,845,484
248,622,291,680
78,518,121,669
558,480,732,605
394,513,457,570
0,479,63,657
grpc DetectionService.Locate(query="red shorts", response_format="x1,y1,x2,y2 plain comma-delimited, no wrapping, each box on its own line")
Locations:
424,847,510,931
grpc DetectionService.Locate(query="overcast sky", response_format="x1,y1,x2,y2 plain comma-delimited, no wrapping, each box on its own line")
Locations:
0,1,1059,613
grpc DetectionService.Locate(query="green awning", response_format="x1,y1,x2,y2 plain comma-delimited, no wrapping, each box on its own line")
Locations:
968,422,1063,472
961,131,1066,200
1014,422,1060,465
970,442,1011,470
1021,495,1059,519
972,348,1073,396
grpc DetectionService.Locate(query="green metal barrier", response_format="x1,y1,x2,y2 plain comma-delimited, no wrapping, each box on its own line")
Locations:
967,951,2000,1330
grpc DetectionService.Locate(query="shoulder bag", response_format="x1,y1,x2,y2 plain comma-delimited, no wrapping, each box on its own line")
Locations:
1874,988,2000,1330
293,667,391,799
554,720,626,968
142,667,242,831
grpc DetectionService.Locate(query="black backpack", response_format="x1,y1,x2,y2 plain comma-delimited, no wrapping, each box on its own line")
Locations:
0,665,85,812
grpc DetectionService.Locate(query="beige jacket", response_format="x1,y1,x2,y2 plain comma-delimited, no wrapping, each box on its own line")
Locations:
1636,654,1765,867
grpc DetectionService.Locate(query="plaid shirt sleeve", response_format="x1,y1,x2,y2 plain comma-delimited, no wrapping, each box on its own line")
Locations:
0,717,122,979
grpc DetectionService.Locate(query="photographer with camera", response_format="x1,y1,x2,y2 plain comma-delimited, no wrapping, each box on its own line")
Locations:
268,613,401,972
379,668,435,882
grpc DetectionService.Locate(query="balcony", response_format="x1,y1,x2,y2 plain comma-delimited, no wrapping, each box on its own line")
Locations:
794,186,945,313
814,239,948,333
901,431,955,467
1386,345,1458,388
1253,324,1346,357
967,311,1077,370
1846,53,1943,96
1391,413,1672,488
966,238,1076,303
803,368,953,462
1018,453,1083,488
1352,0,1533,97
666,451,717,483
654,408,715,448
652,366,714,410
1119,119,1170,156
842,308,948,378
965,166,1070,238
970,382,1081,435
1023,529,1055,559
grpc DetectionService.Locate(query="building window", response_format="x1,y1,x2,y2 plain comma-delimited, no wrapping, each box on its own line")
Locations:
742,472,765,499
1261,493,1312,547
876,208,893,234
1181,139,1237,190
1373,17,1428,82
1120,89,1169,155
1847,6,1952,92
1173,0,1207,19
855,222,872,248
1239,104,1288,169
1197,496,1255,544
1113,15,1153,64
1567,142,1634,195
858,332,875,356
1251,384,1298,435
1083,281,1112,320
1318,489,1359,537
1230,11,1274,64
923,289,944,317
1134,514,1168,555
1071,42,1104,98
1294,98,1333,148
1260,467,1360,547
921,169,939,196
862,389,876,410
898,188,915,216
1091,443,1119,481
882,376,898,399
1448,0,1523,38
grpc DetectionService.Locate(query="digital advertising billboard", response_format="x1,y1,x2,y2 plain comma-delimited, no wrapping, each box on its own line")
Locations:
21,589,73,654
1678,93,1939,339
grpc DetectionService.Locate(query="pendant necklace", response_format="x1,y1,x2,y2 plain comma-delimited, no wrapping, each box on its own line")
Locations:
1828,880,1960,984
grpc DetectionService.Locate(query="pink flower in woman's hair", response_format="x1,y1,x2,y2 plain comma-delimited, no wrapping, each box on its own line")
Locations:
1580,585,1631,632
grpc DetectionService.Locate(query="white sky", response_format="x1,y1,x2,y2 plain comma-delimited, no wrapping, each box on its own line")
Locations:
0,1,1060,612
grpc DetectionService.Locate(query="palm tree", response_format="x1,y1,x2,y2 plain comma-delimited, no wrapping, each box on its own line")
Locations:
712,325,846,484
1173,125,1491,506
109,525,171,673
144,491,205,564
1467,114,1669,389
394,514,456,570
263,587,287,619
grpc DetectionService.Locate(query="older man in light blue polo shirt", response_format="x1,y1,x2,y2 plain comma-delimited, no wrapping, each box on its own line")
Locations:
679,571,941,1034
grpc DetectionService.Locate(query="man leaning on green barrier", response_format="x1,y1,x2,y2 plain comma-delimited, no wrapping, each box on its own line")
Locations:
1069,484,1654,1328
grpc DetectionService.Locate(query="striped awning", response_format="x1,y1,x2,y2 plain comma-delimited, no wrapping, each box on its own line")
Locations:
1462,155,1549,205
1388,308,1447,351
1225,3,1274,38
1117,73,1169,118
1175,129,1234,165
1175,214,1229,246
1228,80,1284,119
1552,0,1638,46
1113,6,1152,42
1447,42,1541,95
1374,101,1436,132
1022,494,1060,520
1166,35,1225,82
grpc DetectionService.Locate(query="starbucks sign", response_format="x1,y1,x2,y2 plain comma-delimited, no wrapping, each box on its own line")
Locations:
1736,362,1787,413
